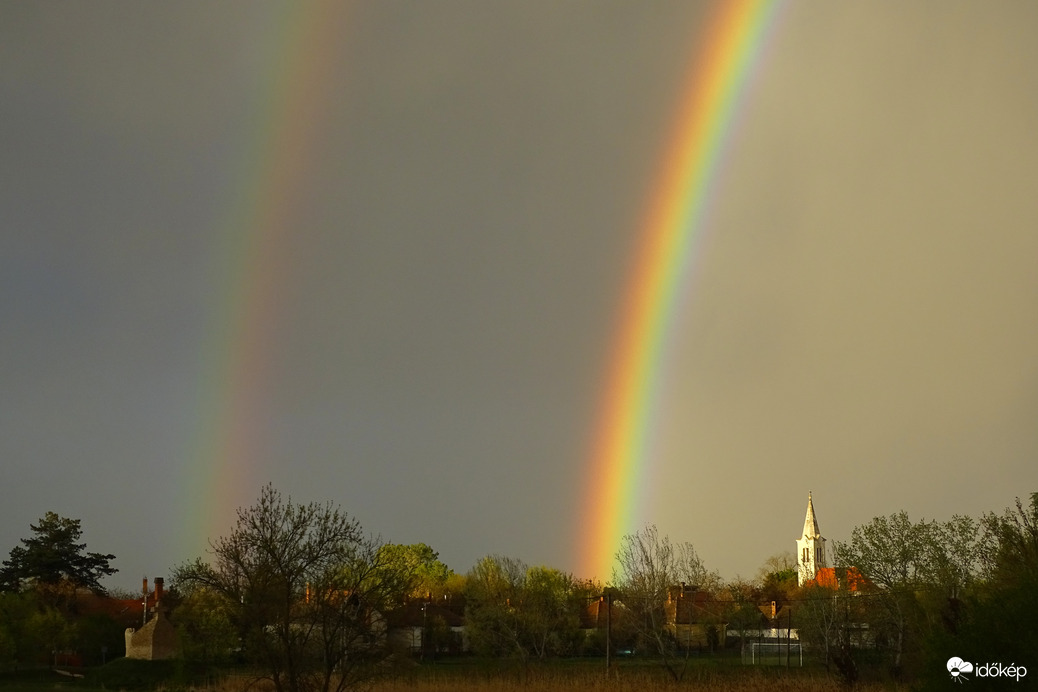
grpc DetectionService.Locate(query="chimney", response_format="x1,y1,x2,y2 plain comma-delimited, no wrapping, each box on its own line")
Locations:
142,577,149,627
771,601,777,619
154,577,164,608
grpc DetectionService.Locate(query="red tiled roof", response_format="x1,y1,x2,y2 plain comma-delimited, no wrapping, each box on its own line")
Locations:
74,590,145,627
805,567,870,591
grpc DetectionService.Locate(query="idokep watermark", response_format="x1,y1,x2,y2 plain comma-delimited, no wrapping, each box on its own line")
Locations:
948,657,1028,683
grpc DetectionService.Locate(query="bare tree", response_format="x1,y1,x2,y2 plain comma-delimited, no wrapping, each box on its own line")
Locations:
611,525,713,681
796,582,859,684
173,485,414,692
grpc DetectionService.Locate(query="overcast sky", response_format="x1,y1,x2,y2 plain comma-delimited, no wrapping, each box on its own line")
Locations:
2,1,1037,592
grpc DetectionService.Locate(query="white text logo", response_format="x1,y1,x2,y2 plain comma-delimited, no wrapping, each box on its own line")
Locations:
948,657,1028,683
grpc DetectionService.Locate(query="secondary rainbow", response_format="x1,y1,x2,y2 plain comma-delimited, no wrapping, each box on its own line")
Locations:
579,0,784,581
179,1,348,555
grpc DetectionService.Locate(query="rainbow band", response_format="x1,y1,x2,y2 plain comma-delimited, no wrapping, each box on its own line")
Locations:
181,1,347,555
579,0,784,581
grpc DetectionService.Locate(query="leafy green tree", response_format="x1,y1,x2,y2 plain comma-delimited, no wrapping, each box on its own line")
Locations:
834,511,981,678
71,613,124,666
917,493,1038,690
982,492,1038,586
464,556,582,670
375,543,452,600
0,593,77,669
521,566,582,658
0,513,116,595
173,485,416,692
0,623,13,671
0,593,34,669
757,552,798,605
172,587,238,666
27,608,76,666
464,555,527,661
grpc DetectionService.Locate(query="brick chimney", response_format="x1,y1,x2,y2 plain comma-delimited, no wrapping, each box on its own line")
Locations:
154,577,164,608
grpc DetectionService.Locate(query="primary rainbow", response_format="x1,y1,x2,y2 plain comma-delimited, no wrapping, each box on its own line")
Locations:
579,0,784,581
180,1,348,555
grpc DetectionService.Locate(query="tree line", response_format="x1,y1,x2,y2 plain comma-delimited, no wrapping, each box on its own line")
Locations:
1,486,1035,690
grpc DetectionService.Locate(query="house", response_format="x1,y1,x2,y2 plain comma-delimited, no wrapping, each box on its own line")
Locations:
664,583,726,649
387,597,468,655
580,593,622,631
124,577,178,660
757,600,794,631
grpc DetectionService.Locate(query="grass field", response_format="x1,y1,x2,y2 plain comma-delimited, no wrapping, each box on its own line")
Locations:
370,660,905,692
0,658,908,692
371,678,899,692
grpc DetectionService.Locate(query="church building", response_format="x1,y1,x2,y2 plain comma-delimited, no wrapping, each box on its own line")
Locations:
795,492,827,586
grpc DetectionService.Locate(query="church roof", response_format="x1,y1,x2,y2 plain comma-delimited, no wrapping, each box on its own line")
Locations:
801,492,821,539
805,567,871,591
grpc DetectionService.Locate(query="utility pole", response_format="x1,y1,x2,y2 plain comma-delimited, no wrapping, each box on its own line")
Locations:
604,591,612,677
786,606,791,668
421,602,428,662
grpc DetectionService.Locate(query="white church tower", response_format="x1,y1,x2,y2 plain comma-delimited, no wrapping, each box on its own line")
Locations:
796,492,827,586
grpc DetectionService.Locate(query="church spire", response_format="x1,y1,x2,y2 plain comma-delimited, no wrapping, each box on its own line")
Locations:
802,491,820,539
796,491,827,586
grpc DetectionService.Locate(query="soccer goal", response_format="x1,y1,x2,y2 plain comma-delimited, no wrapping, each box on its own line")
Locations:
743,641,803,666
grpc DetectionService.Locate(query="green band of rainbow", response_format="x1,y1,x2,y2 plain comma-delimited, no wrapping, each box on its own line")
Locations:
579,0,784,581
